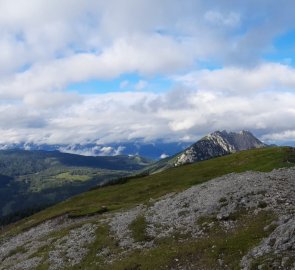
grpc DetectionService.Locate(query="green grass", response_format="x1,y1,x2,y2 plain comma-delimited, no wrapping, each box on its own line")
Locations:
68,224,121,270
82,210,276,270
129,215,152,242
2,147,295,237
55,172,91,182
2,245,27,261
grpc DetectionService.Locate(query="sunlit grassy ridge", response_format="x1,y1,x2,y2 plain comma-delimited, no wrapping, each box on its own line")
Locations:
3,146,294,236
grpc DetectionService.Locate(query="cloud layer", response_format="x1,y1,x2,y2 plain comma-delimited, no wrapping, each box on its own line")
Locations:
1,64,295,145
1,0,295,145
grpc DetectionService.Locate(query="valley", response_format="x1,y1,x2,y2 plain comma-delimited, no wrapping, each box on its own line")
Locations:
0,150,151,225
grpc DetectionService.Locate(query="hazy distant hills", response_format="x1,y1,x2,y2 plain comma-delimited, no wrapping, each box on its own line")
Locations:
0,140,190,160
0,131,267,162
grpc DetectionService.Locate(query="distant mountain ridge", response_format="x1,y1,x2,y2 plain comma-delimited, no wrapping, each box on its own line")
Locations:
175,130,266,166
0,132,265,162
145,130,266,173
0,131,265,223
0,141,190,160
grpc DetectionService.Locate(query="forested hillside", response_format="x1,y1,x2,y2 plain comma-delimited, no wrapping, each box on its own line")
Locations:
0,150,151,224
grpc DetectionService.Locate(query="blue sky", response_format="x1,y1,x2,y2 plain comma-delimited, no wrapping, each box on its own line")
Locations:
264,29,295,64
67,74,173,94
1,0,295,146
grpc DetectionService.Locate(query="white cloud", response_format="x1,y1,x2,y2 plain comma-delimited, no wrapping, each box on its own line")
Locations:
120,80,129,89
23,91,82,108
176,63,295,94
0,1,295,146
262,130,295,142
2,64,295,145
204,10,240,27
100,146,114,155
0,34,192,103
58,145,102,156
58,144,126,156
1,0,295,79
113,146,126,155
160,153,169,159
1,83,295,145
135,80,148,90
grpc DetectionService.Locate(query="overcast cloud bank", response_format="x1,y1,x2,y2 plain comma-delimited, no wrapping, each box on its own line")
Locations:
1,0,295,145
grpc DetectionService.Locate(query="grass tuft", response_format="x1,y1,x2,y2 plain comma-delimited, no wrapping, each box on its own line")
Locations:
129,215,152,242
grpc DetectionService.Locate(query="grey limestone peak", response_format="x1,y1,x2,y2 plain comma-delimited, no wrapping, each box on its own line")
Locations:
175,130,265,166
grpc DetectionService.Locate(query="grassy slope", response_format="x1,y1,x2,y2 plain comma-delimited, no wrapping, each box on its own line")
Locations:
3,146,295,237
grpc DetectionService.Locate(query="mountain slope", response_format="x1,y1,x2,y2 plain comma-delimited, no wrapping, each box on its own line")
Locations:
0,147,294,270
0,150,151,223
0,140,190,160
147,130,266,173
175,130,266,166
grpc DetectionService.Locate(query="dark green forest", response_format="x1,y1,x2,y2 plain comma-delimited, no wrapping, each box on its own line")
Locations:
0,150,151,225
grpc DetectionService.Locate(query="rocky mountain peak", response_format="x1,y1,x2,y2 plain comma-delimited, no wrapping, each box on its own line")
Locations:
175,130,265,166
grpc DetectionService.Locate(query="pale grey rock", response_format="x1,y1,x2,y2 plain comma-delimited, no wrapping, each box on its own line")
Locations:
48,223,97,270
109,205,146,248
175,130,265,166
241,216,295,269
0,215,99,270
1,167,294,269
11,257,42,270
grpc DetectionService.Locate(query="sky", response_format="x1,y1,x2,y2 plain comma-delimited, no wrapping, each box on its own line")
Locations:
1,0,295,146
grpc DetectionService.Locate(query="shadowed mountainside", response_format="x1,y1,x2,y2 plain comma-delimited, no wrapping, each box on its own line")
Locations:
0,150,151,224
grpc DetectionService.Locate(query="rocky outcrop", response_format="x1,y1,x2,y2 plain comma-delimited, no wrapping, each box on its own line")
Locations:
175,130,266,166
0,167,294,270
